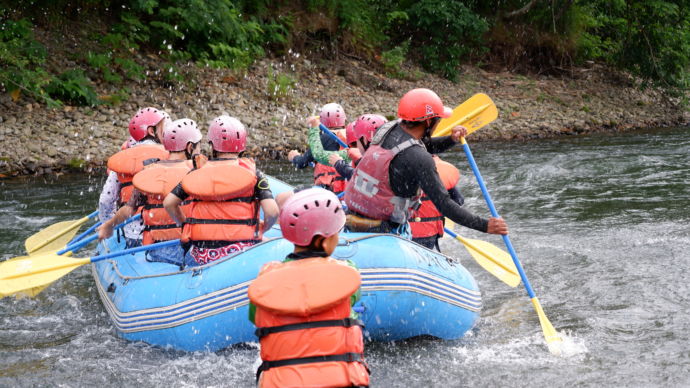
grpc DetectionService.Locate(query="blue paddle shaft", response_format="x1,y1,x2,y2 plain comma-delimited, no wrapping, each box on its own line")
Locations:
318,123,349,149
460,140,536,299
70,221,102,245
58,214,142,255
90,239,180,263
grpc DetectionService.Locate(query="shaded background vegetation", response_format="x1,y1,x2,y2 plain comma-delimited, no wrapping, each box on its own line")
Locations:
2,0,690,106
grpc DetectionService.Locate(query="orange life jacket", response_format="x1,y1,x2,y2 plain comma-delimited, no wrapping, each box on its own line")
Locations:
132,159,193,245
313,163,347,195
107,144,169,207
313,129,348,195
248,257,369,388
180,158,261,248
410,157,460,239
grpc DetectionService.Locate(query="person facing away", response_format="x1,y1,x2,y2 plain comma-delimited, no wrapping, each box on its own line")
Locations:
164,115,279,267
409,155,464,251
97,118,203,266
343,88,508,238
248,188,370,388
99,107,171,248
328,114,389,181
288,103,350,195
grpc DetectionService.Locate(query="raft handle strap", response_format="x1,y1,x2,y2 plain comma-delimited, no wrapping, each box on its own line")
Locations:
254,318,363,339
256,352,366,382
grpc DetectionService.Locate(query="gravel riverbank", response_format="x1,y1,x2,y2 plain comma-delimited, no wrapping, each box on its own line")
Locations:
0,57,687,177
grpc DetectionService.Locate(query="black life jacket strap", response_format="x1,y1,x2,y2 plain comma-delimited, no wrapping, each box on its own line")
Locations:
143,223,179,231
191,239,261,249
185,218,257,225
255,318,363,339
144,199,192,210
410,216,444,223
256,352,366,382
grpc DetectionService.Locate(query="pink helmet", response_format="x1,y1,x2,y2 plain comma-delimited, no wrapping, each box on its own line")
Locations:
163,118,202,152
319,103,346,128
350,114,387,144
208,115,247,152
128,107,167,141
345,121,356,144
280,188,345,246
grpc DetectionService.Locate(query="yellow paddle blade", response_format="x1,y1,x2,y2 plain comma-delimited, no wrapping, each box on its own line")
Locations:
433,93,498,138
0,253,91,298
531,297,563,356
25,217,88,254
455,235,521,287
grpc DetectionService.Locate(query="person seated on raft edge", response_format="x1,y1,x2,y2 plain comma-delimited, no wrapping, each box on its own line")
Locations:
286,103,350,193
408,155,465,252
342,88,508,238
247,188,370,388
98,107,171,249
97,119,203,266
163,115,279,267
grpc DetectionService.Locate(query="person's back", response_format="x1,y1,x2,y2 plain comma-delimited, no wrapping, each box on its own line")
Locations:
248,188,370,388
164,116,279,267
99,107,171,248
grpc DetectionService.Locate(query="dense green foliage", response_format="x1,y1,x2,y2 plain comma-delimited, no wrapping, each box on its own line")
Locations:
2,0,690,106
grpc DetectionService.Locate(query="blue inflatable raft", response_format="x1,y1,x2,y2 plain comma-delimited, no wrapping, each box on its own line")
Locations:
92,177,481,352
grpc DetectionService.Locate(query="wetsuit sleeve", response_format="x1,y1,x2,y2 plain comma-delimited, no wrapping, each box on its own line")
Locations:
98,171,120,221
125,188,147,208
398,148,488,232
307,126,349,165
448,185,465,206
170,182,189,201
424,135,457,154
333,159,355,180
291,148,315,169
255,170,274,200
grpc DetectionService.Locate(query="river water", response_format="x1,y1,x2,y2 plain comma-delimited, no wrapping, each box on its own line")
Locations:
1,127,688,387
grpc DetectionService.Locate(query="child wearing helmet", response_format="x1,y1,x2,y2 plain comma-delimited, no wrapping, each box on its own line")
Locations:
164,115,279,267
248,188,370,388
98,118,202,265
98,107,171,249
327,113,388,181
287,103,351,195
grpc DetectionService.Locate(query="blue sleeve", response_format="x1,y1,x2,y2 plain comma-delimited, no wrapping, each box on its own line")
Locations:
334,159,355,180
291,148,315,169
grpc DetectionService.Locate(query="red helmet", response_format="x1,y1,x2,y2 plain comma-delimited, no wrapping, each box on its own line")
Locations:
163,119,202,152
319,103,347,128
345,121,357,144
279,188,345,246
349,114,387,144
208,115,247,152
128,107,167,141
397,88,452,122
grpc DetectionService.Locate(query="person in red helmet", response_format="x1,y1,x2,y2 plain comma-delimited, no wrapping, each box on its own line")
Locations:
248,188,370,388
98,118,202,265
98,107,171,248
343,88,508,237
164,115,279,267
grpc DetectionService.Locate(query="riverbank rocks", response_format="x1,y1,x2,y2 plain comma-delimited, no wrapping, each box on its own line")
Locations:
0,57,687,177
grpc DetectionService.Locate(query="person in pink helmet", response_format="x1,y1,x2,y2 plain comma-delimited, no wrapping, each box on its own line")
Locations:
327,113,388,181
98,107,171,248
343,88,508,238
98,118,202,265
164,115,279,267
287,103,351,195
247,188,370,387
